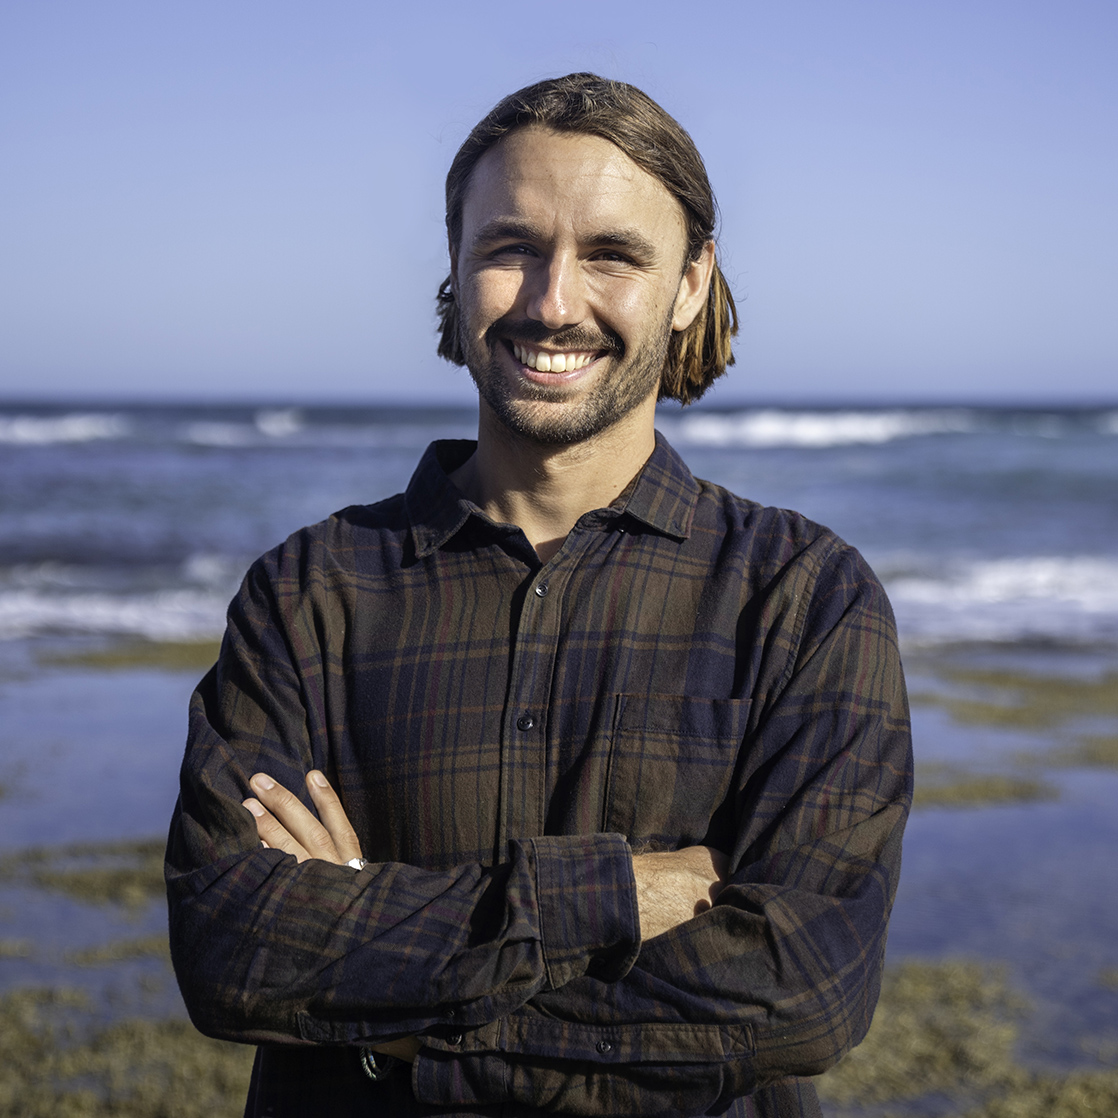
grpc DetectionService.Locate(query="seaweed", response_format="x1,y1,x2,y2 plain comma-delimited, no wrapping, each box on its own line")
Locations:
914,764,1059,809
819,960,1118,1117
67,935,171,967
0,838,166,910
38,640,221,673
817,960,1025,1107
1048,736,1118,770
910,666,1118,731
0,988,253,1118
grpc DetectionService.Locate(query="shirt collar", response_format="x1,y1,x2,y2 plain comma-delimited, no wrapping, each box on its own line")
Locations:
406,430,700,559
621,430,701,540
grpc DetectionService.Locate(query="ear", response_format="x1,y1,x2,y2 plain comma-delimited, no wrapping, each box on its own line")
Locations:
671,241,716,332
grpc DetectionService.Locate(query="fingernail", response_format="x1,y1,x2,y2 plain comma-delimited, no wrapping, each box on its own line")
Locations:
309,770,328,788
251,774,274,791
243,798,265,818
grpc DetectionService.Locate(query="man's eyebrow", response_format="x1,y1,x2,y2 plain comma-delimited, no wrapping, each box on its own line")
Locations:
470,219,545,245
469,219,661,259
586,229,660,259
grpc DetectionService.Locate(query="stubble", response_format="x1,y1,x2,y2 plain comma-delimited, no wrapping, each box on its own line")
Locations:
462,314,672,447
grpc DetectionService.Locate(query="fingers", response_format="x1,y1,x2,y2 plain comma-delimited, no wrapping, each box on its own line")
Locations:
242,771,364,867
243,793,312,863
244,773,342,864
305,770,363,864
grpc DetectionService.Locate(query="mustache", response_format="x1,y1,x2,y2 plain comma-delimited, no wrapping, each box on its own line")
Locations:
485,318,624,357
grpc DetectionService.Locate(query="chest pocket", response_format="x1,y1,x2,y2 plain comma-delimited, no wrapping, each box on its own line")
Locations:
603,695,752,848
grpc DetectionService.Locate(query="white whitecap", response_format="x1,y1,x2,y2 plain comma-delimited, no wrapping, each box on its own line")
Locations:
0,587,228,641
255,408,303,438
667,409,974,449
0,413,130,445
180,553,247,590
884,556,1118,647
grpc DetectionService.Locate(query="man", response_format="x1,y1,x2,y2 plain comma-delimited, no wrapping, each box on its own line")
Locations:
167,73,912,1118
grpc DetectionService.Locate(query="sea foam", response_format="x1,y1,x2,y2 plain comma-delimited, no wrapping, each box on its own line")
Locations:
0,413,130,445
0,588,228,641
664,408,973,448
884,556,1118,646
0,557,238,641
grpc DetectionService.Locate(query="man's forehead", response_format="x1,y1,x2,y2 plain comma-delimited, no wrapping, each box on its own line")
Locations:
460,125,687,244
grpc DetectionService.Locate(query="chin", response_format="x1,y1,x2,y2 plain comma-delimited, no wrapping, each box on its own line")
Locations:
466,335,667,448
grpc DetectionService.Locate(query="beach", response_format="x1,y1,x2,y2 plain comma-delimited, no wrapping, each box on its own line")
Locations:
2,401,1117,1115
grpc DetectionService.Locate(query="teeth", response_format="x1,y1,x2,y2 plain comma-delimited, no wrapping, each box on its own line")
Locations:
511,344,595,373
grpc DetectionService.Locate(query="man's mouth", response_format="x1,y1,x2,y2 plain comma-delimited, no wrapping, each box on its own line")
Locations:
509,343,600,374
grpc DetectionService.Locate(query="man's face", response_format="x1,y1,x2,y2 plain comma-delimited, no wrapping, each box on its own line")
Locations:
451,126,707,446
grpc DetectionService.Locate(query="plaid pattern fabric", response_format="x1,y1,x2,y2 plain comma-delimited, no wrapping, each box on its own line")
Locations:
166,433,912,1118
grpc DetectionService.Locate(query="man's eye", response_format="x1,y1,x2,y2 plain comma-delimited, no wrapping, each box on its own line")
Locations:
493,244,534,258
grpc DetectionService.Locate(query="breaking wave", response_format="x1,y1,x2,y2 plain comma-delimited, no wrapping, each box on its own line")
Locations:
0,557,238,641
664,409,975,448
881,555,1118,647
0,413,130,445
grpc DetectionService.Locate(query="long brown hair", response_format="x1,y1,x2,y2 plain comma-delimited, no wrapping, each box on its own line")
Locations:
436,73,737,405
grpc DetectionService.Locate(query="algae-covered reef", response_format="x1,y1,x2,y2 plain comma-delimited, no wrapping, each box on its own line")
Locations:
818,960,1118,1117
0,988,254,1118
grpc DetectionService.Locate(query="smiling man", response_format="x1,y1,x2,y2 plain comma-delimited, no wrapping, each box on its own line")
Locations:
167,74,912,1118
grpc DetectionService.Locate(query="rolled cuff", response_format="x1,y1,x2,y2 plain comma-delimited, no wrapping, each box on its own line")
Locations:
527,832,640,990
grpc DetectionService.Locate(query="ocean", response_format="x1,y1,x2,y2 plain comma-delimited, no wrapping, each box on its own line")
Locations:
1,400,1117,1105
2,401,1116,651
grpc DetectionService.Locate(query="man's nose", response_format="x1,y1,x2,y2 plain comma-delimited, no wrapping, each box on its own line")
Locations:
525,255,586,329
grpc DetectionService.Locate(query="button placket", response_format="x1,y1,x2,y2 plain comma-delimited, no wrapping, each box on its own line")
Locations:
496,551,576,846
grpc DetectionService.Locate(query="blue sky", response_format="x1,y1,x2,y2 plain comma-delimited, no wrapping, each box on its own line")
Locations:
2,1,1116,403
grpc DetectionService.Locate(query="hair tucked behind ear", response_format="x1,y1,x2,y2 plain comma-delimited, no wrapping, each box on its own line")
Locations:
660,260,738,405
436,73,738,404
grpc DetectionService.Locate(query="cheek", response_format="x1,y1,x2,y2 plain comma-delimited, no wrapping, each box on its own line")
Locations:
590,276,677,337
463,271,524,330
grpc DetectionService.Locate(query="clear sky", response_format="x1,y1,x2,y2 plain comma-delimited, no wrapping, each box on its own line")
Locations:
2,0,1115,404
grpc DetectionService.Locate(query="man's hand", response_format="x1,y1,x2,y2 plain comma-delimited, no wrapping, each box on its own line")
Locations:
242,772,420,1064
631,846,728,941
242,770,362,865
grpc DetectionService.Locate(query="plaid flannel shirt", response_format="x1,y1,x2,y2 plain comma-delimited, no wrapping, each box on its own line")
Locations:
167,433,912,1117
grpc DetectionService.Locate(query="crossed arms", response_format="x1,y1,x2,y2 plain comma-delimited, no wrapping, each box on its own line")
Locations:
243,769,729,1065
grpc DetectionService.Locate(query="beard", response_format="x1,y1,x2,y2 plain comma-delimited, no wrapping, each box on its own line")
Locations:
461,314,671,447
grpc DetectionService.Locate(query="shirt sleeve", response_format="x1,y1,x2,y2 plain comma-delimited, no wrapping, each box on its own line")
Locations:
408,538,912,1115
165,547,641,1047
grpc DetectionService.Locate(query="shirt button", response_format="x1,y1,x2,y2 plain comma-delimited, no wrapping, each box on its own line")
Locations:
516,714,535,731
534,583,548,597
596,1039,613,1055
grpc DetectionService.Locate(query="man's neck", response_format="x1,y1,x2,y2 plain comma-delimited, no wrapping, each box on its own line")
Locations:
450,399,657,564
